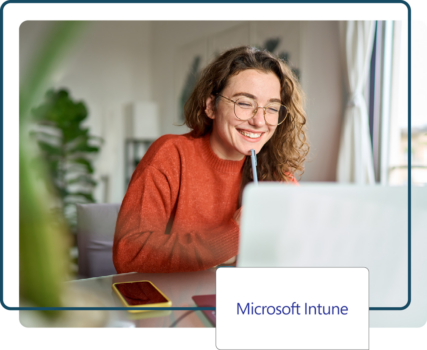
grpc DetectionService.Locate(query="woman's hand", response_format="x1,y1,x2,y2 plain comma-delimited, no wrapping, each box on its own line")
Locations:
222,256,236,264
232,206,243,226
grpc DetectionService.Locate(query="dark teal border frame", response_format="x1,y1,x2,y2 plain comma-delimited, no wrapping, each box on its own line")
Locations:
1,0,411,312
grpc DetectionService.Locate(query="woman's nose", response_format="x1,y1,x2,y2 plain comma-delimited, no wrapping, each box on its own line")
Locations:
248,107,265,127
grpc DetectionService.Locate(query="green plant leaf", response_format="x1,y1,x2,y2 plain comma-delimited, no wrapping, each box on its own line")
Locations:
179,56,201,123
65,191,96,203
30,130,61,142
20,22,86,124
67,174,97,186
66,157,94,173
37,140,62,156
20,21,87,317
66,137,101,154
263,38,281,52
277,51,288,64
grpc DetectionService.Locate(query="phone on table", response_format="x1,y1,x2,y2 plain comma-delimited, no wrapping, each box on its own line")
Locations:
112,280,172,313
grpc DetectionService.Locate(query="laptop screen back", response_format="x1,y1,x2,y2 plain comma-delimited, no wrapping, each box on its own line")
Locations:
238,184,408,308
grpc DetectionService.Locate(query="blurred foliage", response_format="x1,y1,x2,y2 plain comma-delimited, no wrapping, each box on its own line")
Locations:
30,88,102,231
20,21,86,317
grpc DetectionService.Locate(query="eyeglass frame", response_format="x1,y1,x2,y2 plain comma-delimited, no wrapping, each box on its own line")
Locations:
216,94,289,126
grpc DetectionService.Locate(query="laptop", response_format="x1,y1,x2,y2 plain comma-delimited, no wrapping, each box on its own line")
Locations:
237,183,409,309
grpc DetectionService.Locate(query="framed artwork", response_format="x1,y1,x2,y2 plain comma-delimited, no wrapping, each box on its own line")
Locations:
174,37,208,124
254,21,302,80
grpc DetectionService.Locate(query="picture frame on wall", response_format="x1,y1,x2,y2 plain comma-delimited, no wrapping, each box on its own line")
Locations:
174,37,208,124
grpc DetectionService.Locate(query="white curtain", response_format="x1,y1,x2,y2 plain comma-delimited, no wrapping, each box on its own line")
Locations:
336,21,376,184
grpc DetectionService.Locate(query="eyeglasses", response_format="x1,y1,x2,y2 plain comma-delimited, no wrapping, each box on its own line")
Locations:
216,94,288,126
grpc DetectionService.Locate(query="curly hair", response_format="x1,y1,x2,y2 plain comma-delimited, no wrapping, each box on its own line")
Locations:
184,46,309,199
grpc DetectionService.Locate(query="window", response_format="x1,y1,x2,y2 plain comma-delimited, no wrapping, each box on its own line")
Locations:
385,19,427,186
367,21,395,184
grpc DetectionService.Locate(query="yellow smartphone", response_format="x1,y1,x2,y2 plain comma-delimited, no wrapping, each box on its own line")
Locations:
112,280,172,313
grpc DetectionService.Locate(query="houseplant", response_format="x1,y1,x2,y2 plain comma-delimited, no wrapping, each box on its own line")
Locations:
30,88,102,232
20,22,109,325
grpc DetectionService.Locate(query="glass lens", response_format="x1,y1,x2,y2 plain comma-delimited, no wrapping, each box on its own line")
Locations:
233,96,288,125
265,103,287,126
234,97,256,120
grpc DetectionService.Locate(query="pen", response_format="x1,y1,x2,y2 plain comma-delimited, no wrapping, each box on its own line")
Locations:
250,149,258,185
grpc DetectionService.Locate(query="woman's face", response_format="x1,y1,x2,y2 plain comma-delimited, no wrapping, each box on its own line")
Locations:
206,69,281,161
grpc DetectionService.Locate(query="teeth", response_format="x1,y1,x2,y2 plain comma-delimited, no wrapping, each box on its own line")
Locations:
238,130,262,138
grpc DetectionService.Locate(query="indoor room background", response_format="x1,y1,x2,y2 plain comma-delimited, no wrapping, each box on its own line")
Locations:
20,21,341,206
19,20,419,280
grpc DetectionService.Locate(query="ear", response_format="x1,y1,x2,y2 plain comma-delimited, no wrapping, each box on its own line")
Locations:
205,96,215,120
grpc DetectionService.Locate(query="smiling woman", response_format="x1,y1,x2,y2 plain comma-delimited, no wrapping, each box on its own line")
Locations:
113,46,309,273
185,46,309,196
206,70,282,161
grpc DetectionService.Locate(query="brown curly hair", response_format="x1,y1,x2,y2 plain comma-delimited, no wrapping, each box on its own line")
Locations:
184,46,309,200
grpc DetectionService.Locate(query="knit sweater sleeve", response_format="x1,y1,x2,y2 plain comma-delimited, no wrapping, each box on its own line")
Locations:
113,164,239,273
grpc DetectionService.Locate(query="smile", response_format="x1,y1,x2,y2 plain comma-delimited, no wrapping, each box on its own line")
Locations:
237,129,264,139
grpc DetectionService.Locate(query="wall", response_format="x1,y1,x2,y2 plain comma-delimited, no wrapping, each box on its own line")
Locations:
299,21,343,181
20,21,153,203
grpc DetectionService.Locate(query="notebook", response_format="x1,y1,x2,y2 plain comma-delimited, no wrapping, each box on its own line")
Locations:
192,294,216,326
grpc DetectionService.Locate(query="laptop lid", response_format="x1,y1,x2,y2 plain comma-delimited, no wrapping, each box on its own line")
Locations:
238,183,408,308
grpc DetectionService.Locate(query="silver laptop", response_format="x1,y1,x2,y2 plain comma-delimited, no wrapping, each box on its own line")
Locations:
238,183,426,327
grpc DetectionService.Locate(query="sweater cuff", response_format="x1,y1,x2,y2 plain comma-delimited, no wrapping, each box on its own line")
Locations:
206,219,240,264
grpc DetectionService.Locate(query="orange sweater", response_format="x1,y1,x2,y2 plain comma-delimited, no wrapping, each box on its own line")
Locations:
113,133,245,273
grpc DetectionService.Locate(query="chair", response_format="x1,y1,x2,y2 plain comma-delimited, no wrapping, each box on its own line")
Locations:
76,203,121,278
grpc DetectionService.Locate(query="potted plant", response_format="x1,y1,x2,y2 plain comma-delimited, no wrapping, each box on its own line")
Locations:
30,88,103,232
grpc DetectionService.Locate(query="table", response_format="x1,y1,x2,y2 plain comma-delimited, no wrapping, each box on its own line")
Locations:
67,268,216,329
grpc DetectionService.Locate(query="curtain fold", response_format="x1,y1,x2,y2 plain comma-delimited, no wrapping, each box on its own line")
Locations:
336,21,376,184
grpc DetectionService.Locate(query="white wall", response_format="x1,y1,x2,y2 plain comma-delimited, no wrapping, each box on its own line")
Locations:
20,21,153,203
299,21,343,181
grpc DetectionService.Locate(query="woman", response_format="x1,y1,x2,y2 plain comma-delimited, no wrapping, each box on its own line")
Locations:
113,46,308,273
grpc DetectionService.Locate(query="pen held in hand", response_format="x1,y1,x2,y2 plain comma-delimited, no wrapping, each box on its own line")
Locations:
250,149,258,185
